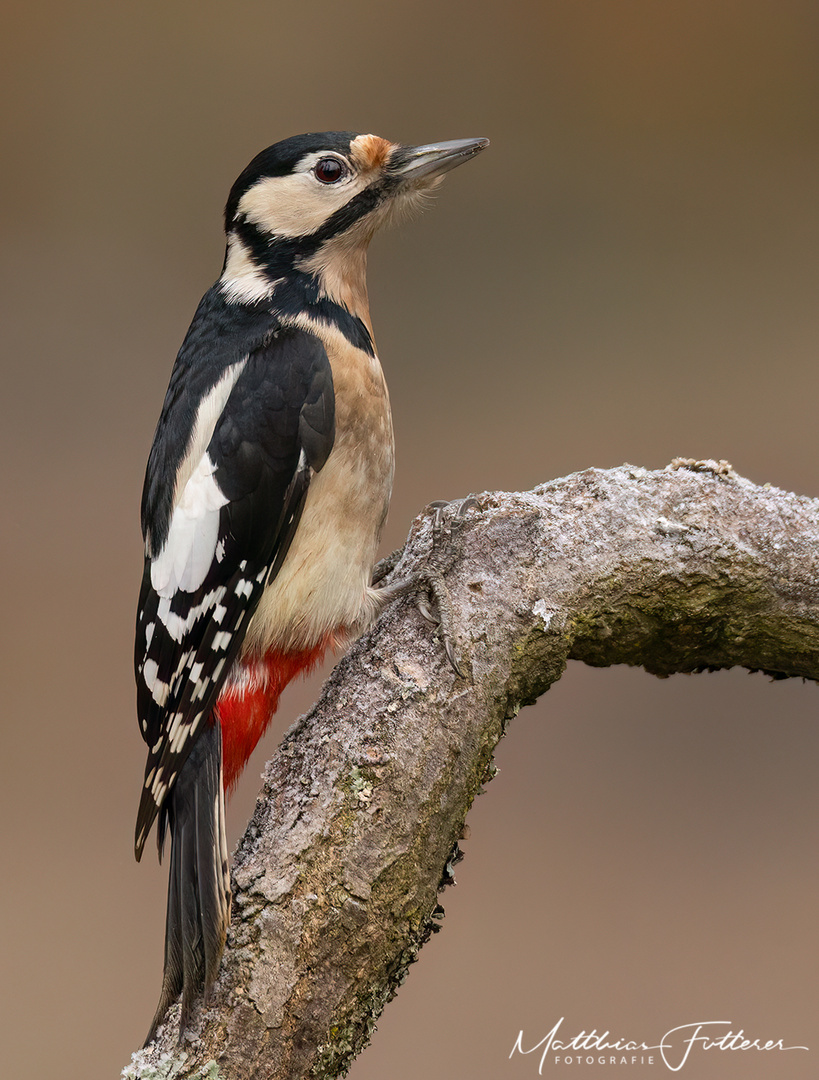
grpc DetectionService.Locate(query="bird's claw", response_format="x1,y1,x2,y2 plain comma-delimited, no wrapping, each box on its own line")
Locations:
428,497,478,544
375,496,476,678
442,627,464,679
417,599,438,624
418,563,465,678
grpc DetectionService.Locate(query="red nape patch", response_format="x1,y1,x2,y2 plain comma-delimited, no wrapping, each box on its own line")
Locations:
216,641,331,793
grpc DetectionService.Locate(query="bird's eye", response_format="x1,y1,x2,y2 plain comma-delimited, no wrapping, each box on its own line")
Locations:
314,157,347,184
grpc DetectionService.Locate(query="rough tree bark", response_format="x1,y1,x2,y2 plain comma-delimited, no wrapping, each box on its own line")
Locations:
123,460,819,1080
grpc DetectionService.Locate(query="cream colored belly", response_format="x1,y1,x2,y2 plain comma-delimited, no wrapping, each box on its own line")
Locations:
241,352,394,654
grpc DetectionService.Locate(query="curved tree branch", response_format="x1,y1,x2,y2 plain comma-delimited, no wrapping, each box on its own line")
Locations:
124,460,819,1079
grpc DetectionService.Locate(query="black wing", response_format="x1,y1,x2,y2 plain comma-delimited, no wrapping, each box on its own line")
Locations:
134,326,334,858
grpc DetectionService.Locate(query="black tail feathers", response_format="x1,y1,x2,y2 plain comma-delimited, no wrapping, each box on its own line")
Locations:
144,720,231,1045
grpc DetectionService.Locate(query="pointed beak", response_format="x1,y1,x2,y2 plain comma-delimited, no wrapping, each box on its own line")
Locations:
390,137,490,184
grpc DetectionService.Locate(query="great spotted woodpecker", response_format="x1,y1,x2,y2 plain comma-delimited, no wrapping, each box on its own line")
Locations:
134,131,488,1041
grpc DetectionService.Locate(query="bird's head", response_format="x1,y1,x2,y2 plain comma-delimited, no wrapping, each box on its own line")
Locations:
219,131,488,314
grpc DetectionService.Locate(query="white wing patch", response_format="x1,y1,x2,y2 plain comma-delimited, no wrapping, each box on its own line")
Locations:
151,454,228,597
142,658,170,706
171,360,248,508
154,584,228,644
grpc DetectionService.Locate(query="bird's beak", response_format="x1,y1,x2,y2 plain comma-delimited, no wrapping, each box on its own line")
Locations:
390,137,490,183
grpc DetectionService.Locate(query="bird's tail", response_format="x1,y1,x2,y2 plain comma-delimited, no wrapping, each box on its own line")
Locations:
144,719,231,1045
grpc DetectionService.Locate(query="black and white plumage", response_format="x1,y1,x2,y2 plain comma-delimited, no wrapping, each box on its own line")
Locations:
135,311,334,856
134,130,488,1042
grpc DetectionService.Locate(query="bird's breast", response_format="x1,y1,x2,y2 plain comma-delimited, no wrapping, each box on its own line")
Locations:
242,331,394,654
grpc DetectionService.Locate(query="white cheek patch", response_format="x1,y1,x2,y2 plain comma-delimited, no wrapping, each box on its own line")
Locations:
237,165,364,238
151,453,229,596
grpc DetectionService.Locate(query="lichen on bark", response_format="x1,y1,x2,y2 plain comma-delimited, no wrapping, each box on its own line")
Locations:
126,461,819,1080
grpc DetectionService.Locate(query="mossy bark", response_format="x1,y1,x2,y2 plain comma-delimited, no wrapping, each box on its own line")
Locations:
126,460,819,1079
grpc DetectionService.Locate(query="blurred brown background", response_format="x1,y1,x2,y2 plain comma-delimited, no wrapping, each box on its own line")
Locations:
3,1,819,1077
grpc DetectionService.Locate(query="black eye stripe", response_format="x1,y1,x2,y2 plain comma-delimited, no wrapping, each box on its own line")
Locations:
314,157,347,184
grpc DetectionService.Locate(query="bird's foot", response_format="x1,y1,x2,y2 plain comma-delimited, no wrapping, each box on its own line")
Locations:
375,497,478,677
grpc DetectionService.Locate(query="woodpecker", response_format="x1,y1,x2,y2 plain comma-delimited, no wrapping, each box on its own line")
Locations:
134,131,488,1041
